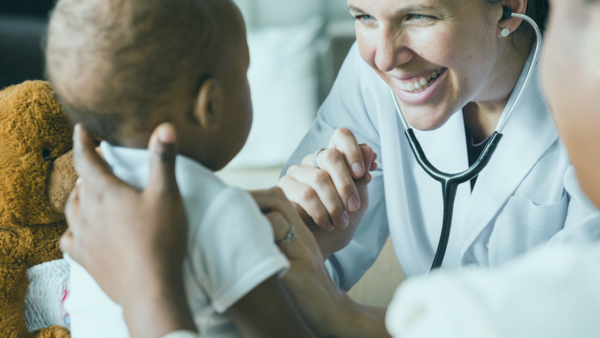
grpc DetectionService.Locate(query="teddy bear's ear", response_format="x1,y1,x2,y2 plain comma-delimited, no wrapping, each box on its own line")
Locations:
0,81,74,227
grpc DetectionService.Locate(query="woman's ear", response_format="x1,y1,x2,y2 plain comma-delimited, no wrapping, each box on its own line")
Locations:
193,78,221,130
498,0,528,38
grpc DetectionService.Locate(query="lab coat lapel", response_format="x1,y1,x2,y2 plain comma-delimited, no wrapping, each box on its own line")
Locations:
460,67,558,254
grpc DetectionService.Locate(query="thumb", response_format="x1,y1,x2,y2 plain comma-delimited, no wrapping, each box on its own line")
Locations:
147,123,179,195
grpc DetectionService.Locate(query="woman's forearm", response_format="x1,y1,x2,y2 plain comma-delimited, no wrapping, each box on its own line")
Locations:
335,295,390,338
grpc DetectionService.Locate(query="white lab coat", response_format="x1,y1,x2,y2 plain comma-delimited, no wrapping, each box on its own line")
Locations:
386,243,600,338
283,43,600,290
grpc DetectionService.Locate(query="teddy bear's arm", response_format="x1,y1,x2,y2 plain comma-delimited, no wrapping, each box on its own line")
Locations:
0,224,69,338
0,229,32,338
27,326,70,338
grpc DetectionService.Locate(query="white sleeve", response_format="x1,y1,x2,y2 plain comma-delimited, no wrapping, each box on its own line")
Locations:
187,188,290,313
386,245,600,338
282,42,389,291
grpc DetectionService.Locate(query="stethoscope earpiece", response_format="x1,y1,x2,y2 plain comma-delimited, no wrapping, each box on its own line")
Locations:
501,6,513,21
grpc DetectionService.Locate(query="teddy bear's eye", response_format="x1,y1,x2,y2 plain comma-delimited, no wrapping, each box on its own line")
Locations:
42,149,53,161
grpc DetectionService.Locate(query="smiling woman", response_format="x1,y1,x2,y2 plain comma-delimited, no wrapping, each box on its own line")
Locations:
348,0,537,132
276,0,600,334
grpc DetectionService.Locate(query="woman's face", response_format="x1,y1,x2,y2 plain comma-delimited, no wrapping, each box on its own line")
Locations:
540,0,600,206
349,0,506,130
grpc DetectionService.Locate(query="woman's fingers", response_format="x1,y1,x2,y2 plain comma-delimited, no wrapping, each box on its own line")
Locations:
251,188,302,224
266,211,311,259
329,128,365,179
284,165,350,229
278,175,336,231
265,211,291,240
298,147,361,215
316,148,361,213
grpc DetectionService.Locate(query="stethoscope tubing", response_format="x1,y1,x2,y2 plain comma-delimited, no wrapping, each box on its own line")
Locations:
389,11,543,271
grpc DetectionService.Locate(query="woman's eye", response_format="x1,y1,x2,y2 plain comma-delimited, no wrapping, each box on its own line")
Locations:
406,14,433,21
354,14,375,23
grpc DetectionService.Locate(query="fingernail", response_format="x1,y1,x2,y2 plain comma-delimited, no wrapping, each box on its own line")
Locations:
340,211,349,229
74,124,81,134
348,196,360,212
352,163,364,177
158,125,176,143
76,178,82,186
326,222,335,232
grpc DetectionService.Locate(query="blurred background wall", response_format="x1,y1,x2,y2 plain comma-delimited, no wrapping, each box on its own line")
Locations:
0,0,404,306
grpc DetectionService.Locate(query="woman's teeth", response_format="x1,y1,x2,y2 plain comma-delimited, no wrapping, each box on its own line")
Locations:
397,68,443,93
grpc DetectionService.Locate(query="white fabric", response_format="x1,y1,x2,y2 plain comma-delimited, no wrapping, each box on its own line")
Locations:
386,244,600,338
24,259,70,331
163,331,201,338
283,42,600,290
232,0,332,28
66,144,290,338
227,18,322,169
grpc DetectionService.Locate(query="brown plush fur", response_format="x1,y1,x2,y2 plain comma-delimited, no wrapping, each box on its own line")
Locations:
0,81,76,338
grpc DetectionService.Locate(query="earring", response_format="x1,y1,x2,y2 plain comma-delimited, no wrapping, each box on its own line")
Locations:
501,28,511,37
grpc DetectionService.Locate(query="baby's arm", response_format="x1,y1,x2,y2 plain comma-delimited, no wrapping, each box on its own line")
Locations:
227,275,317,338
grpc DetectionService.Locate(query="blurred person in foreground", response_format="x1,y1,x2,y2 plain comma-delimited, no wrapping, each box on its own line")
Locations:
61,0,600,337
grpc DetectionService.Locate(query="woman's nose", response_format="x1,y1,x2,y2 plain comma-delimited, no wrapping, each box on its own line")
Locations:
374,27,411,73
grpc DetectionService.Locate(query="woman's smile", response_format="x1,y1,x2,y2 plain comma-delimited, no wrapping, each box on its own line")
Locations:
391,68,448,105
350,0,533,131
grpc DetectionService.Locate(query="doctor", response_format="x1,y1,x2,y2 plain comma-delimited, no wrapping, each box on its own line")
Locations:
278,0,599,288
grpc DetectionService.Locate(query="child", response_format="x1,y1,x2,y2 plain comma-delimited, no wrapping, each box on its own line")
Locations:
46,0,317,337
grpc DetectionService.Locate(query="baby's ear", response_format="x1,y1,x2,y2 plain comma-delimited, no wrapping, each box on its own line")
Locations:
193,78,221,130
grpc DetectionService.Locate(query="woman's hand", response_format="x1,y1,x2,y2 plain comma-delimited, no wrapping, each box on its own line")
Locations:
278,128,377,257
251,188,389,338
60,124,197,338
251,188,346,337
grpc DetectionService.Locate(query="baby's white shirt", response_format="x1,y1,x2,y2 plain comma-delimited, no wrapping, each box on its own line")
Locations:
65,143,290,338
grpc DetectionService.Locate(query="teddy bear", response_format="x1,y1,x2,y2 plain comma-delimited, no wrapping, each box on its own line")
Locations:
0,80,77,338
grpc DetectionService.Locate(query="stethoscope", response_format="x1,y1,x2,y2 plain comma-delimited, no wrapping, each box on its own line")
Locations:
389,7,543,271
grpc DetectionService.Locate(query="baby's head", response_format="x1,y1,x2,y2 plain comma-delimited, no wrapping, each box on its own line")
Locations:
46,0,252,170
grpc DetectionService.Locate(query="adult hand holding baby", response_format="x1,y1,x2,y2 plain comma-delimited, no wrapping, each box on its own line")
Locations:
278,127,377,258
251,188,389,338
60,123,197,338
